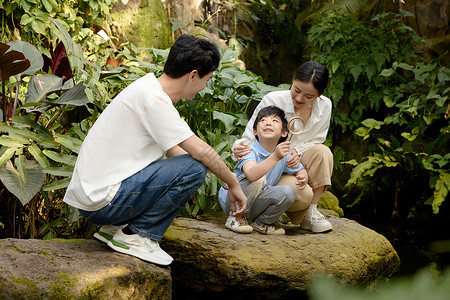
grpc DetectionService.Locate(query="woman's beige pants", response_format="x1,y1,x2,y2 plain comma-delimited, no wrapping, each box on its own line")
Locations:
276,144,333,224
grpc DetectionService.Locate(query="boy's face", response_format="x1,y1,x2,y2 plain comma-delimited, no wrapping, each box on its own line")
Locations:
253,114,288,142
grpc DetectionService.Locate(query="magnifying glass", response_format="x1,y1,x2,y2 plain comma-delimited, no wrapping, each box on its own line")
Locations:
286,116,305,141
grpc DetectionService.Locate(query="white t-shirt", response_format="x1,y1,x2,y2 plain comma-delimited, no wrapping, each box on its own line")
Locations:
64,73,194,211
236,90,332,157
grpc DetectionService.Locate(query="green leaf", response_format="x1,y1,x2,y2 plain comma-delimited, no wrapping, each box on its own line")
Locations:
49,18,84,79
15,155,27,184
42,150,77,166
0,137,24,148
212,111,237,133
0,43,30,79
54,133,82,153
11,116,56,148
380,68,395,77
7,40,43,76
42,166,74,176
361,118,384,129
28,144,51,168
42,177,71,191
0,159,45,205
0,147,17,168
0,122,41,141
55,82,90,106
25,74,63,103
432,171,450,214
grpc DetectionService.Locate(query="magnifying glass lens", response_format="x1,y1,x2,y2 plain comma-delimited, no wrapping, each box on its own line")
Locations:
289,118,304,134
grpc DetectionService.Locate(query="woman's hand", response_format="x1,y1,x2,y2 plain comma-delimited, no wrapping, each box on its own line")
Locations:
286,148,300,168
295,168,308,190
234,141,252,160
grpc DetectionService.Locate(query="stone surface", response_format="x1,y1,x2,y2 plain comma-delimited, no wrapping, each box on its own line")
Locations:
0,239,171,299
161,214,400,299
109,0,172,50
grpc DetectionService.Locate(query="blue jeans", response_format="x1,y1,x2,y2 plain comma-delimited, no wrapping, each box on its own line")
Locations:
79,154,207,240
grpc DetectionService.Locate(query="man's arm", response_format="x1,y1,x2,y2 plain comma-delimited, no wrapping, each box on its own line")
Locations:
178,135,247,216
166,145,188,157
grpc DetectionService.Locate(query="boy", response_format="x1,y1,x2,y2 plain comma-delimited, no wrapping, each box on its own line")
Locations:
63,34,247,266
218,106,308,235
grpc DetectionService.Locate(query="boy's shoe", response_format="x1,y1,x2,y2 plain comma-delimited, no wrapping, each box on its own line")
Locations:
225,214,253,233
300,207,332,233
250,222,285,235
94,225,122,244
107,228,173,266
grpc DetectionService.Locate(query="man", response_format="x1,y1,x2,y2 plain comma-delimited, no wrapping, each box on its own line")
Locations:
64,34,247,266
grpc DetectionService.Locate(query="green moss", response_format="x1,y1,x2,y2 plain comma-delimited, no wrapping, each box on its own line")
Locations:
318,191,344,217
111,0,172,49
49,238,84,246
12,246,25,253
10,277,40,298
38,247,55,257
49,273,78,300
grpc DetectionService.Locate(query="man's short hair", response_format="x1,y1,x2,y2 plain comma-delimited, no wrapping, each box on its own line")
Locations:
253,105,288,143
164,34,221,79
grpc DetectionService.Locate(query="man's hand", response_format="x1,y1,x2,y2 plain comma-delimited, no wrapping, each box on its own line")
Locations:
286,148,300,168
295,168,308,190
227,183,247,217
234,141,252,160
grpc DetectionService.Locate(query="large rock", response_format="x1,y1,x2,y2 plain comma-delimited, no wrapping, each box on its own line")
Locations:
0,239,171,299
109,0,172,49
161,214,400,299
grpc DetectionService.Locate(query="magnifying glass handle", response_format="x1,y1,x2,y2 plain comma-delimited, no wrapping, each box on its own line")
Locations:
287,132,293,141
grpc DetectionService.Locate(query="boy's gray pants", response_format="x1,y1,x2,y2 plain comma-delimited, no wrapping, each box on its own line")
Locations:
225,175,296,225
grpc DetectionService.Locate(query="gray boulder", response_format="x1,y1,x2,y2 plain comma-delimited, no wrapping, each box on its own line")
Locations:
161,213,400,299
0,238,171,299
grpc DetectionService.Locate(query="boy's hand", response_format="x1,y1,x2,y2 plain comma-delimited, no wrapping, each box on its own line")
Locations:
295,168,308,190
234,141,252,160
286,148,300,168
274,141,291,160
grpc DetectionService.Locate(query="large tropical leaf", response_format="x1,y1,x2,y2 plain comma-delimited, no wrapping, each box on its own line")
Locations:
0,158,45,205
0,42,30,81
7,40,43,76
49,18,84,80
54,82,90,106
25,74,63,103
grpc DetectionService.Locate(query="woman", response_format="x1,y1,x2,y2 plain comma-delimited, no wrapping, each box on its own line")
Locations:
233,61,333,233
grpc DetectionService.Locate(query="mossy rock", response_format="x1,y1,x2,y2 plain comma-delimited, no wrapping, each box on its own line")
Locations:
319,191,344,217
110,0,172,50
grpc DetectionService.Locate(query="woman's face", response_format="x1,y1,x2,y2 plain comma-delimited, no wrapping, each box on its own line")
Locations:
290,80,319,108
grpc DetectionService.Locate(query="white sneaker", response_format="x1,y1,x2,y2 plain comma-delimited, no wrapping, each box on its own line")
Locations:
250,222,285,235
225,214,253,233
94,225,123,244
300,207,332,233
107,228,173,266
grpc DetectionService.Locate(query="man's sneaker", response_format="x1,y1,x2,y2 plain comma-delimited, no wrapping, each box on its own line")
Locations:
225,214,253,233
107,228,173,266
300,207,332,233
250,222,285,235
94,225,122,244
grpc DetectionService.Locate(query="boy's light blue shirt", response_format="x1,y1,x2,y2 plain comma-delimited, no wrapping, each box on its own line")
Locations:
218,140,303,212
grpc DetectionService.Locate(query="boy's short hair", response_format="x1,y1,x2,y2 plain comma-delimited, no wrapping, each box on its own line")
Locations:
164,34,221,79
253,106,288,143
